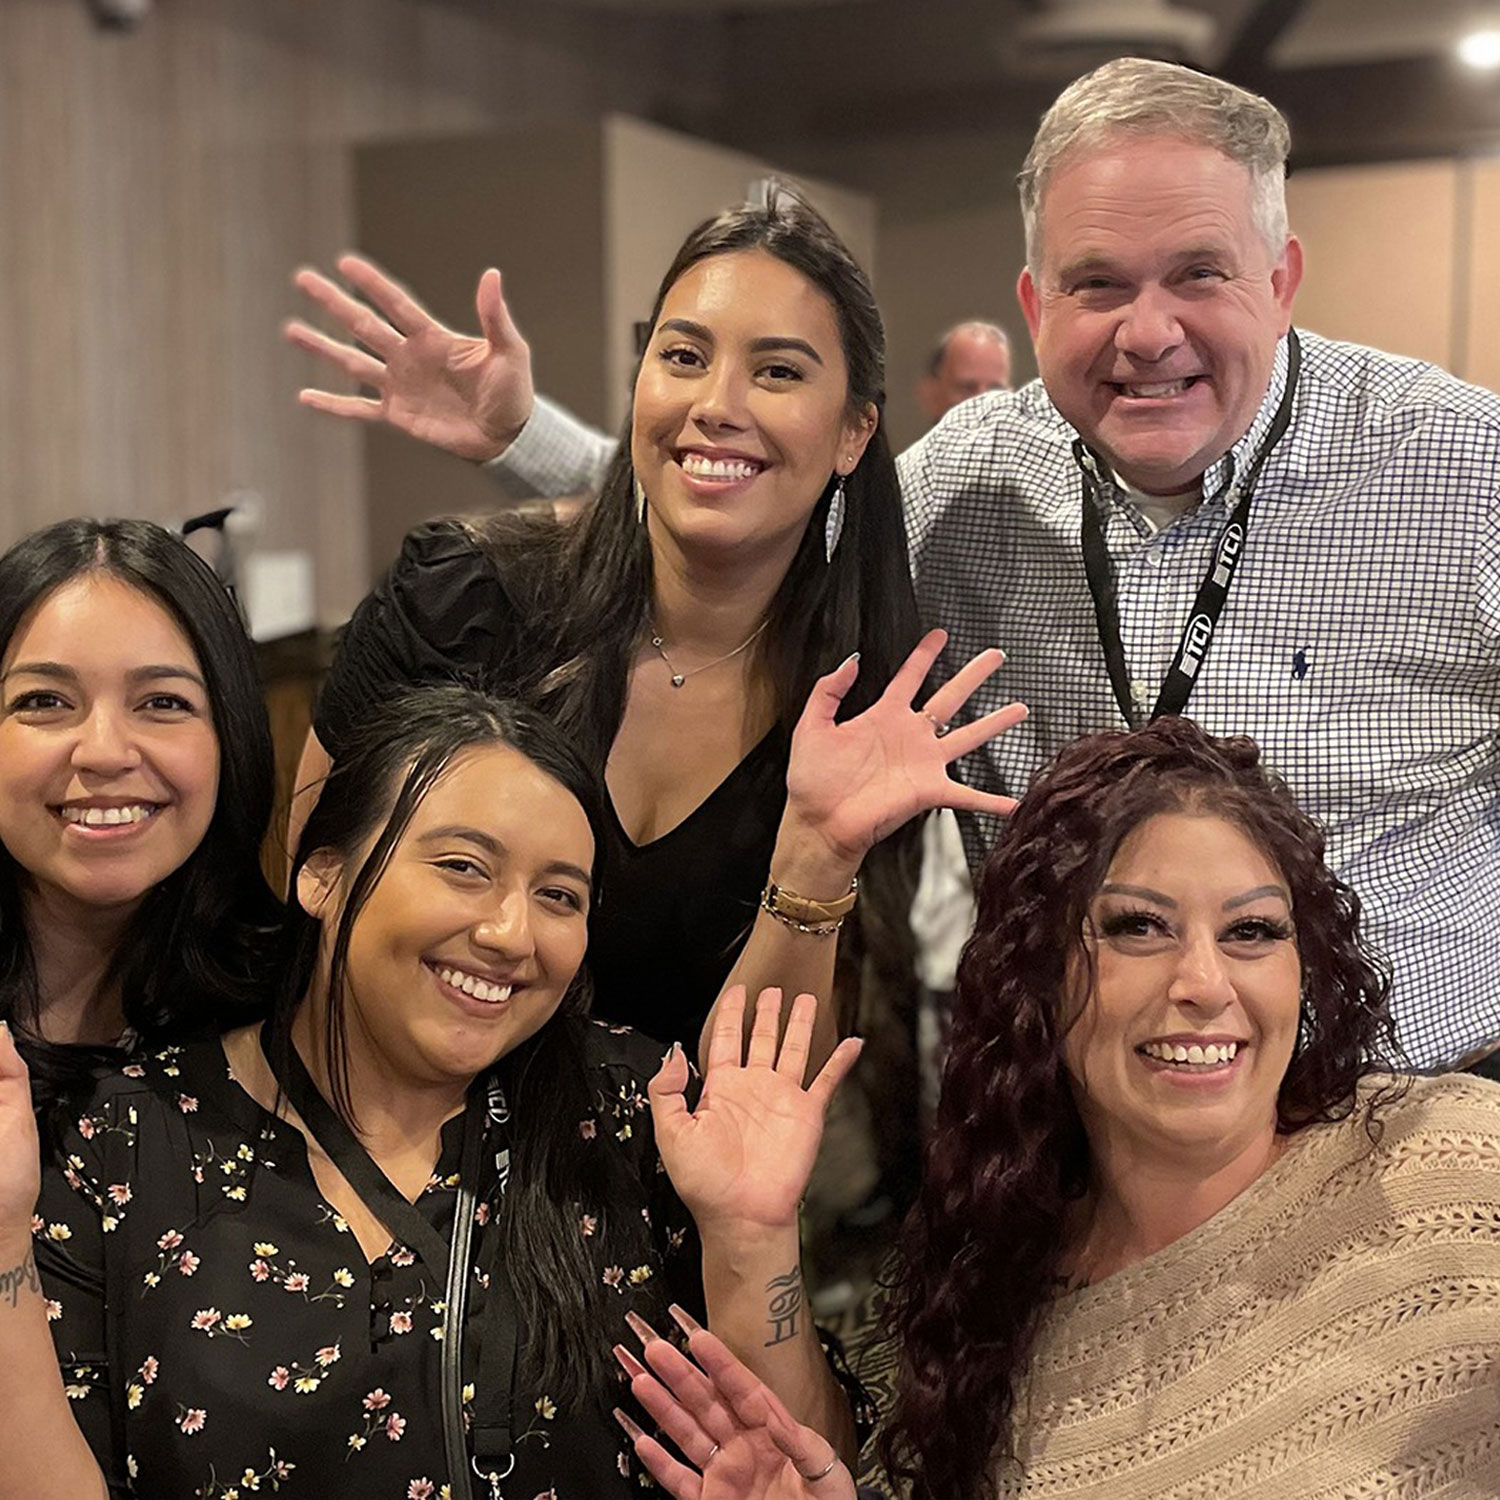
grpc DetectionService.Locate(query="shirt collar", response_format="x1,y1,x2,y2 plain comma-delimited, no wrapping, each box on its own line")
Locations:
1198,331,1295,504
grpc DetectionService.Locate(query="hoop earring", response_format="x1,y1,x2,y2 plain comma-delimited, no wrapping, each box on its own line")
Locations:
824,475,846,564
634,478,647,524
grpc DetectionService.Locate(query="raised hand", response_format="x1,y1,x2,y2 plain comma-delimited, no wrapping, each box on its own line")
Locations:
786,628,1026,866
0,1024,41,1233
614,1312,856,1500
651,988,860,1236
284,252,535,463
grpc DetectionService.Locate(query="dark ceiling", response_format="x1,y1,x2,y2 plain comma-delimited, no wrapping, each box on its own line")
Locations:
440,0,1500,169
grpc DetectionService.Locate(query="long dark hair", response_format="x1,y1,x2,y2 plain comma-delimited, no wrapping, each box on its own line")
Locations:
272,684,638,1406
0,518,279,1115
880,716,1401,1500
460,180,922,1031
474,179,918,761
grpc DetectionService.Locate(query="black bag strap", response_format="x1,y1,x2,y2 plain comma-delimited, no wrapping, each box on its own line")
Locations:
261,1030,519,1498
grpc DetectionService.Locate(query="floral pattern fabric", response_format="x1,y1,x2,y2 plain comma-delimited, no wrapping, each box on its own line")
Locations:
35,1021,699,1499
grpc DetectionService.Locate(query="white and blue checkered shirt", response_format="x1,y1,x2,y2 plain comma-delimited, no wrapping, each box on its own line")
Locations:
490,333,1500,1069
902,331,1500,1070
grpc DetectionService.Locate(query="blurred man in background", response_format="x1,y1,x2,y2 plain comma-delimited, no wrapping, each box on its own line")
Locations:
916,319,1012,424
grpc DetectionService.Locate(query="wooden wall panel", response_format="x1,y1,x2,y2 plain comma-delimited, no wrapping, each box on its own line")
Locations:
1462,158,1500,397
0,0,681,620
1285,160,1457,370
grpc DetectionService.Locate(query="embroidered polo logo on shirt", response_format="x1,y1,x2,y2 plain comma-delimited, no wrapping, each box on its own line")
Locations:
1291,648,1309,681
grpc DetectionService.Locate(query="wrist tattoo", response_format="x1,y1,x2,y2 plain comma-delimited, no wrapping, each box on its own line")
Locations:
763,1264,803,1347
0,1249,39,1309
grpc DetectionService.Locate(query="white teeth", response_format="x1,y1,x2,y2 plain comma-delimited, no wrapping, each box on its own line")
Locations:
61,805,154,826
681,454,762,481
1123,379,1190,398
1140,1040,1238,1068
437,967,513,1005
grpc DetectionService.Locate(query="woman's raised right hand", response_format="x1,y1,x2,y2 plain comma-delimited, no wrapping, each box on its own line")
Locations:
0,1024,41,1232
284,253,536,463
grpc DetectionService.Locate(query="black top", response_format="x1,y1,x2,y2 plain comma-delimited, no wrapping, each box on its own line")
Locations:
315,522,788,1050
36,1023,698,1500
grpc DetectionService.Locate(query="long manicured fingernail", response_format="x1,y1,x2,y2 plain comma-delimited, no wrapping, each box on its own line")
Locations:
613,1343,648,1378
840,651,860,667
613,1407,646,1441
668,1303,704,1336
625,1309,661,1345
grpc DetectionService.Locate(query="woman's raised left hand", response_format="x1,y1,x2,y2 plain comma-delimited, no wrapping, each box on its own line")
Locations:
785,627,1025,866
651,987,860,1235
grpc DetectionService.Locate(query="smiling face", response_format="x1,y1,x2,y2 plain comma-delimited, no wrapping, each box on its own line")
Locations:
308,742,595,1092
1018,137,1302,495
630,249,875,567
1063,811,1301,1172
0,573,221,916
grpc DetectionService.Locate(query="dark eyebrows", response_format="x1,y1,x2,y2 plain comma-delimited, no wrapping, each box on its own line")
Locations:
1098,882,1176,908
0,661,77,686
1223,884,1290,911
655,318,825,367
0,661,205,689
416,825,593,891
748,336,824,366
1096,881,1290,911
658,317,712,342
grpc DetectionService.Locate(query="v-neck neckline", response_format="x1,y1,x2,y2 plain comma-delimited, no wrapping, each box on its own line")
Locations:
605,724,780,853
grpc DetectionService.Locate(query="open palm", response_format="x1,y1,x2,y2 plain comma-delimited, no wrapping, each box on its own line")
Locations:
652,989,859,1235
285,252,535,463
787,628,1026,865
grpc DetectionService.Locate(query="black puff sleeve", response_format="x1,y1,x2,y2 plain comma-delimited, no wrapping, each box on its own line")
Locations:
314,520,526,756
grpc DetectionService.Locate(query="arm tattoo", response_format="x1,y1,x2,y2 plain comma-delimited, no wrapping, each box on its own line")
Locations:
763,1264,803,1347
0,1249,39,1309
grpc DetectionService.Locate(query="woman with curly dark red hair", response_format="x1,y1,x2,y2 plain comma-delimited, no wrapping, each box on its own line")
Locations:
610,716,1500,1500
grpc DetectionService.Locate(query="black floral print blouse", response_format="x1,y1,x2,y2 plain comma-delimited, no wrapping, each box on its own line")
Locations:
34,1020,699,1500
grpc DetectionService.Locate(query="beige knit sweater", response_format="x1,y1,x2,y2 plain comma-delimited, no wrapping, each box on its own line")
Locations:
864,1074,1500,1499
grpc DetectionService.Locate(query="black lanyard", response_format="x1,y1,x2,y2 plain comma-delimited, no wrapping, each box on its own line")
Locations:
1079,329,1302,727
263,1032,520,1499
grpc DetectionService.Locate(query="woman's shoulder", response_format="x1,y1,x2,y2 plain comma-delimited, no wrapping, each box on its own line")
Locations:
64,1034,243,1136
573,1016,670,1088
1356,1071,1500,1168
392,514,564,606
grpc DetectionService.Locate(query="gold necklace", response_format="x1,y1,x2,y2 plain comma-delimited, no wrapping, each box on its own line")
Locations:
648,615,769,688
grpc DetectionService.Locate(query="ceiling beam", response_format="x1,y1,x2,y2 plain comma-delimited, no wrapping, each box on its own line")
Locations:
1217,0,1307,81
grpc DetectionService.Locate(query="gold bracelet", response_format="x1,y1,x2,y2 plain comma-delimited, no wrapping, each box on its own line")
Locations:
760,876,858,936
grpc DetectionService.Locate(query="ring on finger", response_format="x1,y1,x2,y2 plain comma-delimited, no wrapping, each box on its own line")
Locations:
704,1443,720,1465
798,1454,840,1482
922,710,952,739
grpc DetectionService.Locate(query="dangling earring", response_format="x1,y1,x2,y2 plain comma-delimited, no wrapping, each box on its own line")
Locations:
824,472,846,564
634,477,647,524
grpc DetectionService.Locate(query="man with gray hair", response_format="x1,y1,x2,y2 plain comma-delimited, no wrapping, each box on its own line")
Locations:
288,59,1500,1075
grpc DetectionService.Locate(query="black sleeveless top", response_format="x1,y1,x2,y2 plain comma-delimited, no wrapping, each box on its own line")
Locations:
315,521,787,1050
